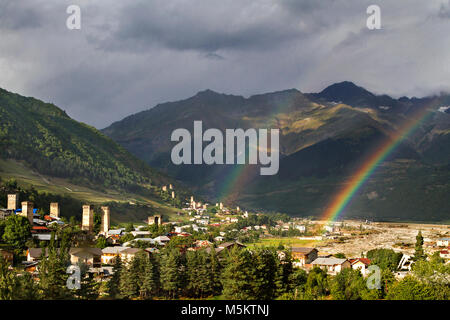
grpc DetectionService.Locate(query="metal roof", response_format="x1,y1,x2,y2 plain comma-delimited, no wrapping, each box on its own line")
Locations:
311,257,347,266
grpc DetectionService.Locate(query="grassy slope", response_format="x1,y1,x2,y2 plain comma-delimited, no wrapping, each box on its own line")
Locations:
0,158,179,223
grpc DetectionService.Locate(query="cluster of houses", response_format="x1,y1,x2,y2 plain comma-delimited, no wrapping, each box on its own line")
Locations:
289,238,450,278
23,239,247,276
1,193,449,281
289,247,372,276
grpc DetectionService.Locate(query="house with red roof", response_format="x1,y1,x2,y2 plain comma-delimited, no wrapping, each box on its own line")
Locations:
440,249,450,260
349,258,372,276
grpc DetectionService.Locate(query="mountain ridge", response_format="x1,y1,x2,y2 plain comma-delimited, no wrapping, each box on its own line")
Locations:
102,81,450,221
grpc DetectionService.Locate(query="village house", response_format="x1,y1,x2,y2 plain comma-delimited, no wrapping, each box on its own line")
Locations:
198,219,210,225
154,235,171,245
437,237,450,247
120,248,148,263
440,249,450,260
194,240,213,248
205,241,246,255
101,246,128,264
130,230,151,237
291,247,319,267
122,238,156,247
26,248,55,262
31,224,55,242
349,258,372,276
0,208,14,220
311,257,351,274
108,228,125,236
106,234,121,245
69,247,102,268
23,261,39,274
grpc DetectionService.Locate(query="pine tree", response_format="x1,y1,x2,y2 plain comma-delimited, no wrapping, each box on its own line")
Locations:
14,272,40,300
251,248,283,299
221,247,255,299
413,231,427,262
107,256,122,298
0,256,16,300
160,248,183,298
76,266,100,300
186,250,201,297
38,249,72,299
119,260,139,299
140,254,159,299
209,246,223,296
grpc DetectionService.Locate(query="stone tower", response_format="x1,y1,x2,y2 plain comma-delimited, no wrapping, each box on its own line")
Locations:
100,206,110,234
162,185,167,192
7,194,19,210
171,191,175,199
21,201,34,224
148,214,162,226
82,205,94,232
219,202,223,210
169,184,173,190
50,202,60,218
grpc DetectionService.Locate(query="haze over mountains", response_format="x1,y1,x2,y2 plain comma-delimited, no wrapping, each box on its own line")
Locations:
103,81,450,222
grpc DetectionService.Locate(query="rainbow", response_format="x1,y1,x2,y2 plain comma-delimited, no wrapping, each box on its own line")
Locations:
217,92,296,202
216,92,436,220
321,105,435,223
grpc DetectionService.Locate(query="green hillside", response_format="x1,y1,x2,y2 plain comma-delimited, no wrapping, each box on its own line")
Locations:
0,88,168,191
0,88,187,222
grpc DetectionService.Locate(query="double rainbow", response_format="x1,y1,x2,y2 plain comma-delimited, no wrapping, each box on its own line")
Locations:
216,92,436,222
321,105,435,223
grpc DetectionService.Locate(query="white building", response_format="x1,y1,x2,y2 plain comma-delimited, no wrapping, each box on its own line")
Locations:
214,236,225,242
154,235,170,245
437,238,450,247
131,231,151,237
311,257,351,274
101,247,128,264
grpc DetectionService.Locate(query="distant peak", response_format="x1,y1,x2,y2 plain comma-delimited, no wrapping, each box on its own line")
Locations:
195,89,221,97
321,81,371,93
317,81,375,102
249,88,302,99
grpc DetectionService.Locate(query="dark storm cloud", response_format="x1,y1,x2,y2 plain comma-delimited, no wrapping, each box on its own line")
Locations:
438,1,450,18
95,1,305,53
0,0,449,128
0,2,43,30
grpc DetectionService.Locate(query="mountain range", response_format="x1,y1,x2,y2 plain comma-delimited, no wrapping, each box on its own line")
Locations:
103,81,450,222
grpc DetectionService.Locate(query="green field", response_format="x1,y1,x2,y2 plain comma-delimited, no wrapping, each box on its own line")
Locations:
246,237,326,249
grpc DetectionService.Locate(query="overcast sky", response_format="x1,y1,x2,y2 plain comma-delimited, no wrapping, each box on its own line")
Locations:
1,0,449,128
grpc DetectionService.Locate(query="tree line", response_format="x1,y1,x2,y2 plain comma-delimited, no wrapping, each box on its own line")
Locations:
0,244,449,300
